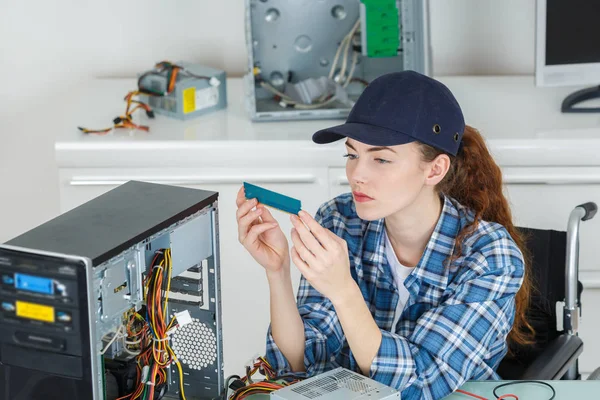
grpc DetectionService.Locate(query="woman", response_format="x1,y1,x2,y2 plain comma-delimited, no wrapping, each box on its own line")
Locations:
235,71,533,399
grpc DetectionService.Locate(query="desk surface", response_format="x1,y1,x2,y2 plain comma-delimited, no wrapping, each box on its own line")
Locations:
445,380,600,399
237,381,600,400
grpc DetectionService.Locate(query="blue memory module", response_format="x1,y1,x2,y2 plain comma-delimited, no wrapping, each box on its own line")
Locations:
243,182,302,215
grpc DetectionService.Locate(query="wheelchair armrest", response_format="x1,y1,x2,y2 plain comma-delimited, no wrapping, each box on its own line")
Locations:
587,367,600,380
521,334,583,380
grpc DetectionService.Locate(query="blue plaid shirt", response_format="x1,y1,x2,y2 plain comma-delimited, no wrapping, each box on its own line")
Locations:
265,193,524,400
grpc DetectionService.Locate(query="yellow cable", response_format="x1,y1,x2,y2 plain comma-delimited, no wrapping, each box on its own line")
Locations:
166,347,187,400
159,250,172,366
176,360,187,400
165,249,172,304
149,261,159,335
148,257,162,365
150,250,176,368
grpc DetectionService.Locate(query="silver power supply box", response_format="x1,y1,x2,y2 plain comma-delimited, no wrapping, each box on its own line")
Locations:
138,61,227,120
271,367,400,400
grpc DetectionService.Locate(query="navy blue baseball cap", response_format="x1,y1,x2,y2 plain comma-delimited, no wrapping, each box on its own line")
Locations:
312,70,466,156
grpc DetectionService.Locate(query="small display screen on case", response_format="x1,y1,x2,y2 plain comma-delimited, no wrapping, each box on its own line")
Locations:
15,273,54,295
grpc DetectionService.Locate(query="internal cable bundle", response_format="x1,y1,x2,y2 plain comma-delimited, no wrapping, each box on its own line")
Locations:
123,310,149,356
226,356,300,400
78,61,211,135
329,19,361,88
254,19,365,110
114,248,190,400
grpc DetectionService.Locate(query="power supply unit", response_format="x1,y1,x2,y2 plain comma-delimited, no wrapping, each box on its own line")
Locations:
270,367,400,400
138,61,227,120
0,181,224,400
244,0,431,121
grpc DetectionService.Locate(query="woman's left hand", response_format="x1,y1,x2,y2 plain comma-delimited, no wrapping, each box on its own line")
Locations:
290,210,357,305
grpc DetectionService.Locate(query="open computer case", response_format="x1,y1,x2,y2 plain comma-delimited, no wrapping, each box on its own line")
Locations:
0,181,223,400
244,0,431,121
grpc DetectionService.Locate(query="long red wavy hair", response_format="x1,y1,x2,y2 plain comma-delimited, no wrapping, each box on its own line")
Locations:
419,125,534,351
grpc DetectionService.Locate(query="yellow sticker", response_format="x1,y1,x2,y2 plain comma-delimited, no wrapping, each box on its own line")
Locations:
16,300,55,323
183,87,196,114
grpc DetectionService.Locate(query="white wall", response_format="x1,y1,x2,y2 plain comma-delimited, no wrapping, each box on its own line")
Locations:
0,0,538,390
0,0,536,273
0,0,537,242
430,0,535,76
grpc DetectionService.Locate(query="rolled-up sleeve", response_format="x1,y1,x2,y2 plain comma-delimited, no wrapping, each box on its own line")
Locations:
370,257,523,399
265,282,345,377
265,204,345,378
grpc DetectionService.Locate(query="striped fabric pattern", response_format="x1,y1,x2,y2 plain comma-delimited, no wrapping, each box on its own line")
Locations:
266,193,524,400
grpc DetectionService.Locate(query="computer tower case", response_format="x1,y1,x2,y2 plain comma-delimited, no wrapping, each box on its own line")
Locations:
0,181,223,400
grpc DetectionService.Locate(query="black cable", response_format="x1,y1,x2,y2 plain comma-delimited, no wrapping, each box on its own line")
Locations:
492,380,555,400
221,375,241,400
154,383,167,400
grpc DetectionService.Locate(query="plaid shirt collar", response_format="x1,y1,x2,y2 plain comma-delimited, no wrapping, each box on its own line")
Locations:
361,195,459,291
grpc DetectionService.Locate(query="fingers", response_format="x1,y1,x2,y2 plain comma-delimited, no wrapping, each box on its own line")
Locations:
290,215,325,257
244,222,278,247
236,197,257,221
236,186,275,223
256,203,276,223
290,227,317,265
290,246,311,278
236,185,283,246
297,210,335,249
238,206,263,243
236,185,249,208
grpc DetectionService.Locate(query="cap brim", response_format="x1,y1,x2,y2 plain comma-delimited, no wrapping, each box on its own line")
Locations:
312,122,416,147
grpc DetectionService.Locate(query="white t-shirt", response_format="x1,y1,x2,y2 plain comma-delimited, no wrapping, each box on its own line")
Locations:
383,228,415,332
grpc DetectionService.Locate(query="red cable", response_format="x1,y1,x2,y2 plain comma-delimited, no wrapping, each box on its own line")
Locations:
455,389,488,400
455,389,519,400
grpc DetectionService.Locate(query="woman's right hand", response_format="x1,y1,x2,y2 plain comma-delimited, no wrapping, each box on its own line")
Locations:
236,186,290,274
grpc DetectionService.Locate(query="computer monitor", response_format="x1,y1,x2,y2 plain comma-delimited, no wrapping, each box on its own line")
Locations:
535,0,600,112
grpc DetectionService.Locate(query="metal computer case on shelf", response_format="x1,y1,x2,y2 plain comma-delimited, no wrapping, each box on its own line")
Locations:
244,0,431,121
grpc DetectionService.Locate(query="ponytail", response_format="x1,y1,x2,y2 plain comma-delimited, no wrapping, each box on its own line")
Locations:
419,125,534,352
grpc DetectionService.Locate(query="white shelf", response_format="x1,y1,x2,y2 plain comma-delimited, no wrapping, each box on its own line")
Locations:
54,76,600,169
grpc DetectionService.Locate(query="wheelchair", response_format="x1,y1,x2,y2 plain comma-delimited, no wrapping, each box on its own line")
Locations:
497,201,600,380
